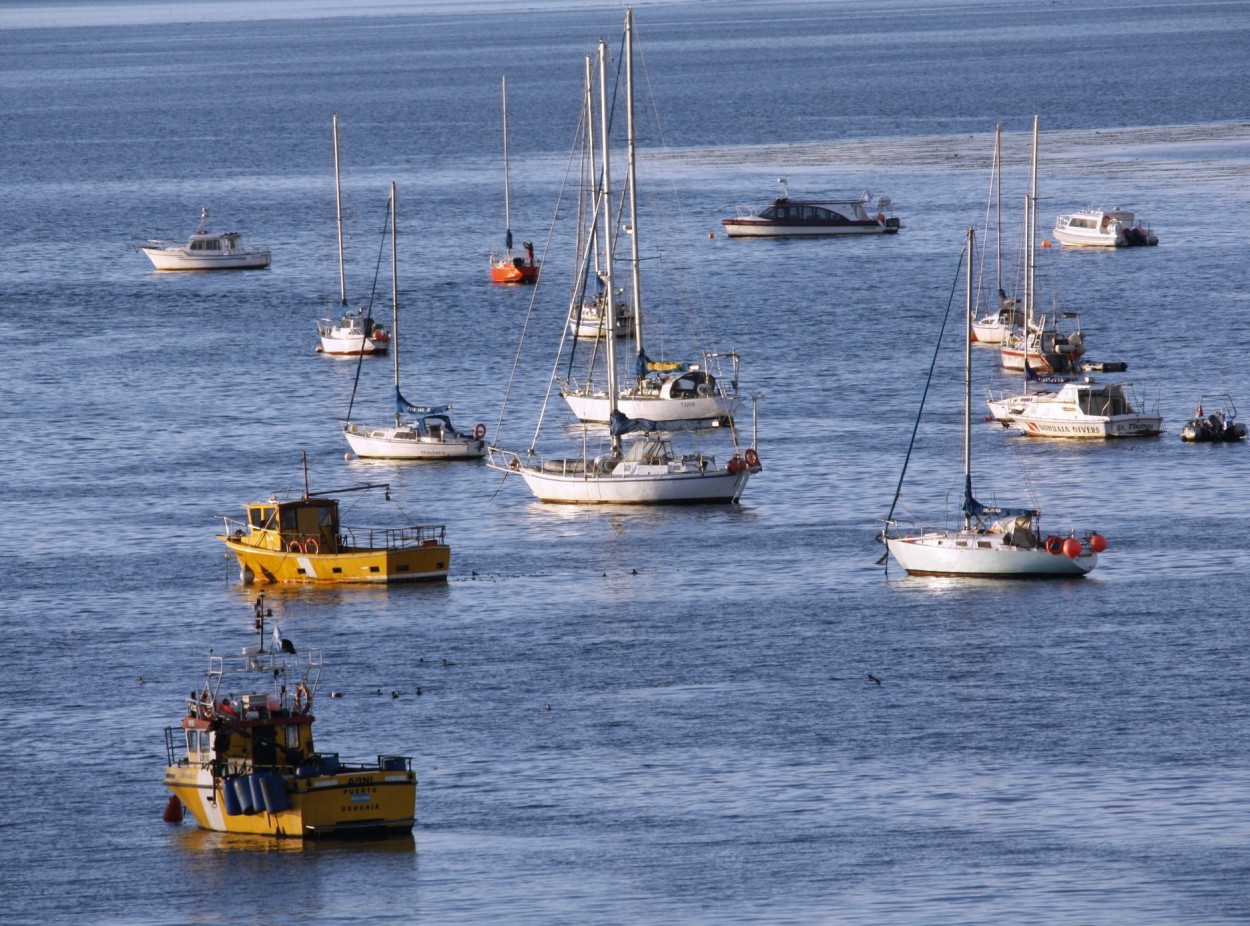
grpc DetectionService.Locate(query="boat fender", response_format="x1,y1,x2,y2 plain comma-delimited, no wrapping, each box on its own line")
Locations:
474,422,487,439
295,681,312,714
287,539,303,554
1089,533,1108,553
1044,535,1063,555
163,795,184,823
727,457,745,474
1061,537,1082,558
744,448,760,468
304,537,320,555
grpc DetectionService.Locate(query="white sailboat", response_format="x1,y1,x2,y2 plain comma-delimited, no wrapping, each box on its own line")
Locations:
488,12,760,504
882,227,1105,578
557,17,740,428
999,117,1085,375
489,76,540,285
970,125,1023,345
342,184,487,461
318,114,390,357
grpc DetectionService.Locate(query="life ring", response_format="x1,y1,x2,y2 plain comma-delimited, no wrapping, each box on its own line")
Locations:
304,537,320,555
473,422,487,440
287,539,303,554
295,681,312,714
744,448,760,468
1044,535,1063,555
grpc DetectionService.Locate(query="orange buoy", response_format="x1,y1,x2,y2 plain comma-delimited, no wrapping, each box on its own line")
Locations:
1042,240,1051,248
1062,537,1082,558
1089,533,1108,553
163,795,184,823
708,232,715,238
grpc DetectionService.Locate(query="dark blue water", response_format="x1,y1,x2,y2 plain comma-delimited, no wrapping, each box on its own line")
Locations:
3,2,1250,923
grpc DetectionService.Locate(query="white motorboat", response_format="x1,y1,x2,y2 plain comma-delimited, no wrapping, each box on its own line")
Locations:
568,289,634,340
1054,207,1158,248
489,12,760,504
721,180,900,237
342,184,486,461
882,226,1103,578
137,208,270,270
1012,380,1162,439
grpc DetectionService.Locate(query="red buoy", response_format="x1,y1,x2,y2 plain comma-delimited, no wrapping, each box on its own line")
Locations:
1062,537,1082,558
163,795,184,823
1089,533,1108,553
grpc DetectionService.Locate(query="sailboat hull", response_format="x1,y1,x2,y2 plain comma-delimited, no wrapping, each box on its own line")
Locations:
510,458,753,504
886,533,1096,578
343,425,486,459
561,391,738,425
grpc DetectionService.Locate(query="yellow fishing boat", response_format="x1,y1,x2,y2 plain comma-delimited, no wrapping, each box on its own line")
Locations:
163,596,417,838
217,458,449,584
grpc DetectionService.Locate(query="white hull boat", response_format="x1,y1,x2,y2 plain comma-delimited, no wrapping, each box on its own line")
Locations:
138,209,270,270
318,114,389,356
1013,381,1163,439
1054,207,1157,248
562,381,738,425
721,181,900,237
342,184,486,461
882,224,1104,579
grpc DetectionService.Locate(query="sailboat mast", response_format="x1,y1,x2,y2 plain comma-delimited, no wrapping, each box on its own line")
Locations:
333,113,347,307
963,226,975,529
597,38,621,456
624,8,645,355
584,54,602,286
1025,115,1038,369
993,123,1002,296
390,182,401,428
501,75,512,252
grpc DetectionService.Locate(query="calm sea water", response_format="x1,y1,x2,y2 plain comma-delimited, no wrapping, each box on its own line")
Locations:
3,1,1250,923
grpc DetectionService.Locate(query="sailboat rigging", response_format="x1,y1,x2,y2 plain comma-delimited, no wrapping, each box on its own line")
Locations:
317,114,390,356
342,183,487,461
881,226,1104,578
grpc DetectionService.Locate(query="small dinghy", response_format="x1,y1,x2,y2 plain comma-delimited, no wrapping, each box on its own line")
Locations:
1180,395,1247,442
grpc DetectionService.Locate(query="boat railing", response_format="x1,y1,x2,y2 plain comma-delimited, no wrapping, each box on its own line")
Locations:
340,523,446,550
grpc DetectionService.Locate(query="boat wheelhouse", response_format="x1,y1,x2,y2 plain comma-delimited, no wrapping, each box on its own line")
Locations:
1012,381,1162,439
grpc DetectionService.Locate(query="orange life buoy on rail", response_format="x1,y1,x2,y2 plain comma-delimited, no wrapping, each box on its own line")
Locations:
295,681,312,714
1044,535,1063,555
473,422,487,440
304,537,320,555
744,448,760,468
287,539,303,554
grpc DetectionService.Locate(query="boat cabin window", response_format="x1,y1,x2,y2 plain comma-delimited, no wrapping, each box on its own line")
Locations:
185,729,213,755
249,506,277,529
189,238,222,252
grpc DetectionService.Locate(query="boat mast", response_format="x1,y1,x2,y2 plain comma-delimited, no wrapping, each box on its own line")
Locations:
597,38,621,457
963,226,975,530
993,123,1002,297
501,75,513,255
390,182,401,428
333,114,347,307
1025,115,1038,369
624,8,646,356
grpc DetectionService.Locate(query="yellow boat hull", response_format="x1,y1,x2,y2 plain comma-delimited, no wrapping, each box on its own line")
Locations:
165,766,417,838
220,538,449,584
